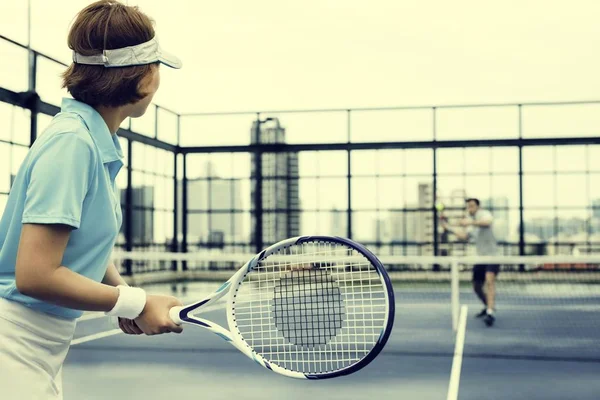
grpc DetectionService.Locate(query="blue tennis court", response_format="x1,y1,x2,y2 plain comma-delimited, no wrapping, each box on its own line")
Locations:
65,281,600,400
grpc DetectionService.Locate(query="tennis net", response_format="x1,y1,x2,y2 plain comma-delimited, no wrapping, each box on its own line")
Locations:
111,251,600,361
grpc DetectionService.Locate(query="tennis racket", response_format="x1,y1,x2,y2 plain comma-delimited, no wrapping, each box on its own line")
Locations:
169,236,395,379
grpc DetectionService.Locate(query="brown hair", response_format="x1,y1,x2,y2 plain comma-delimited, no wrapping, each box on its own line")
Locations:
61,0,157,108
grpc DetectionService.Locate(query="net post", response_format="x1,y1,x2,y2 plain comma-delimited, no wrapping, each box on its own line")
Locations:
451,257,460,332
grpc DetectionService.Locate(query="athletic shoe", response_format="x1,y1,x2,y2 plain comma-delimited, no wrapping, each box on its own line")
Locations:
484,313,495,327
475,308,487,318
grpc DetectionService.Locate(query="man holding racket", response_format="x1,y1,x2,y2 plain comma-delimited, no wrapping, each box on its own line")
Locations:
441,198,499,327
0,2,183,398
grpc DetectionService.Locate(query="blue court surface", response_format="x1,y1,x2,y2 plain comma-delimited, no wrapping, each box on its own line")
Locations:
65,283,600,400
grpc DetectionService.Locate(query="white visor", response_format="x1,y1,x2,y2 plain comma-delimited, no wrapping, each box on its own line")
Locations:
72,38,182,69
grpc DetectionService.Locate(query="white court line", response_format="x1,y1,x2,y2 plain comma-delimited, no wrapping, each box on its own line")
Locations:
71,329,122,346
447,305,468,400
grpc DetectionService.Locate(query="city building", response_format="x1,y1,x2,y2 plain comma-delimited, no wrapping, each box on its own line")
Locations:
250,118,300,245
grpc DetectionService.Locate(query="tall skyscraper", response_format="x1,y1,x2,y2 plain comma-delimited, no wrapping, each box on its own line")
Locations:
250,118,300,245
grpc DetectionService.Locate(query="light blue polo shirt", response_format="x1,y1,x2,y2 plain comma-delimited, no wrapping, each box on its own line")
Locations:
0,98,123,319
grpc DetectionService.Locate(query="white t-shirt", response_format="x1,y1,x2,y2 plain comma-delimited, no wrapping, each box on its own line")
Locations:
467,209,498,256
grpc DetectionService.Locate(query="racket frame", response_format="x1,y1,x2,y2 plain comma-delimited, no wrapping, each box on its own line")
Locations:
169,236,395,380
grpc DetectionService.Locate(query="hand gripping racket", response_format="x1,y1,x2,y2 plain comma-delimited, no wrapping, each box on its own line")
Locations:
169,236,395,379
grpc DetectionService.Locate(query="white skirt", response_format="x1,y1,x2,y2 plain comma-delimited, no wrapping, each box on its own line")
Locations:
0,297,76,400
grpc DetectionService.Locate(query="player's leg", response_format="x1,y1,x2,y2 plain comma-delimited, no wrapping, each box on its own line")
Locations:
485,271,496,310
483,265,500,326
472,265,487,317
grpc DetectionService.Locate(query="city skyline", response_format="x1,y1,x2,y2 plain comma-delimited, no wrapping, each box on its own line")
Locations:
107,159,600,251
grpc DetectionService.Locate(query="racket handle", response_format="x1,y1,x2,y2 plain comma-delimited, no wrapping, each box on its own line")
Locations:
169,306,184,325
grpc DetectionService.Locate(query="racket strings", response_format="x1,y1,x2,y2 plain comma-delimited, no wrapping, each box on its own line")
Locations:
272,268,345,347
232,241,387,374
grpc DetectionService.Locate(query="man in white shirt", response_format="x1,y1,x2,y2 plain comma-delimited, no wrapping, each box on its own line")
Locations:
442,198,499,327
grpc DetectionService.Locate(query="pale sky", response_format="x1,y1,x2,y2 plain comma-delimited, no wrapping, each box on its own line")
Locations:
2,0,600,113
3,0,600,144
2,0,600,243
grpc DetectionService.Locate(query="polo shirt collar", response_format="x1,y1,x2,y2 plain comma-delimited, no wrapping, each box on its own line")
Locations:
60,98,124,164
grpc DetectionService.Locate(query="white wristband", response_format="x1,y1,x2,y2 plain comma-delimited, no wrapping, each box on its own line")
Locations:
105,285,147,319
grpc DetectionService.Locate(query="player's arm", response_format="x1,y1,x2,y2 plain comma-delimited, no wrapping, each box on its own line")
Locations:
15,223,182,334
471,218,492,227
102,260,146,335
16,223,120,311
102,261,128,287
17,133,181,334
441,220,470,241
463,217,492,227
465,211,493,227
448,227,470,241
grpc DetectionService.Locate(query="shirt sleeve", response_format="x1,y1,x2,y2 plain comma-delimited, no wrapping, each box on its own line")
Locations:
478,210,494,224
22,133,96,229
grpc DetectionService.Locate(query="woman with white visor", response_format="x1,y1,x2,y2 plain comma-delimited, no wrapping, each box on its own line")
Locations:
0,1,183,398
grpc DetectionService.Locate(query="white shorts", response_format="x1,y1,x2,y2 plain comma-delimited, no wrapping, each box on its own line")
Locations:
0,297,76,400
